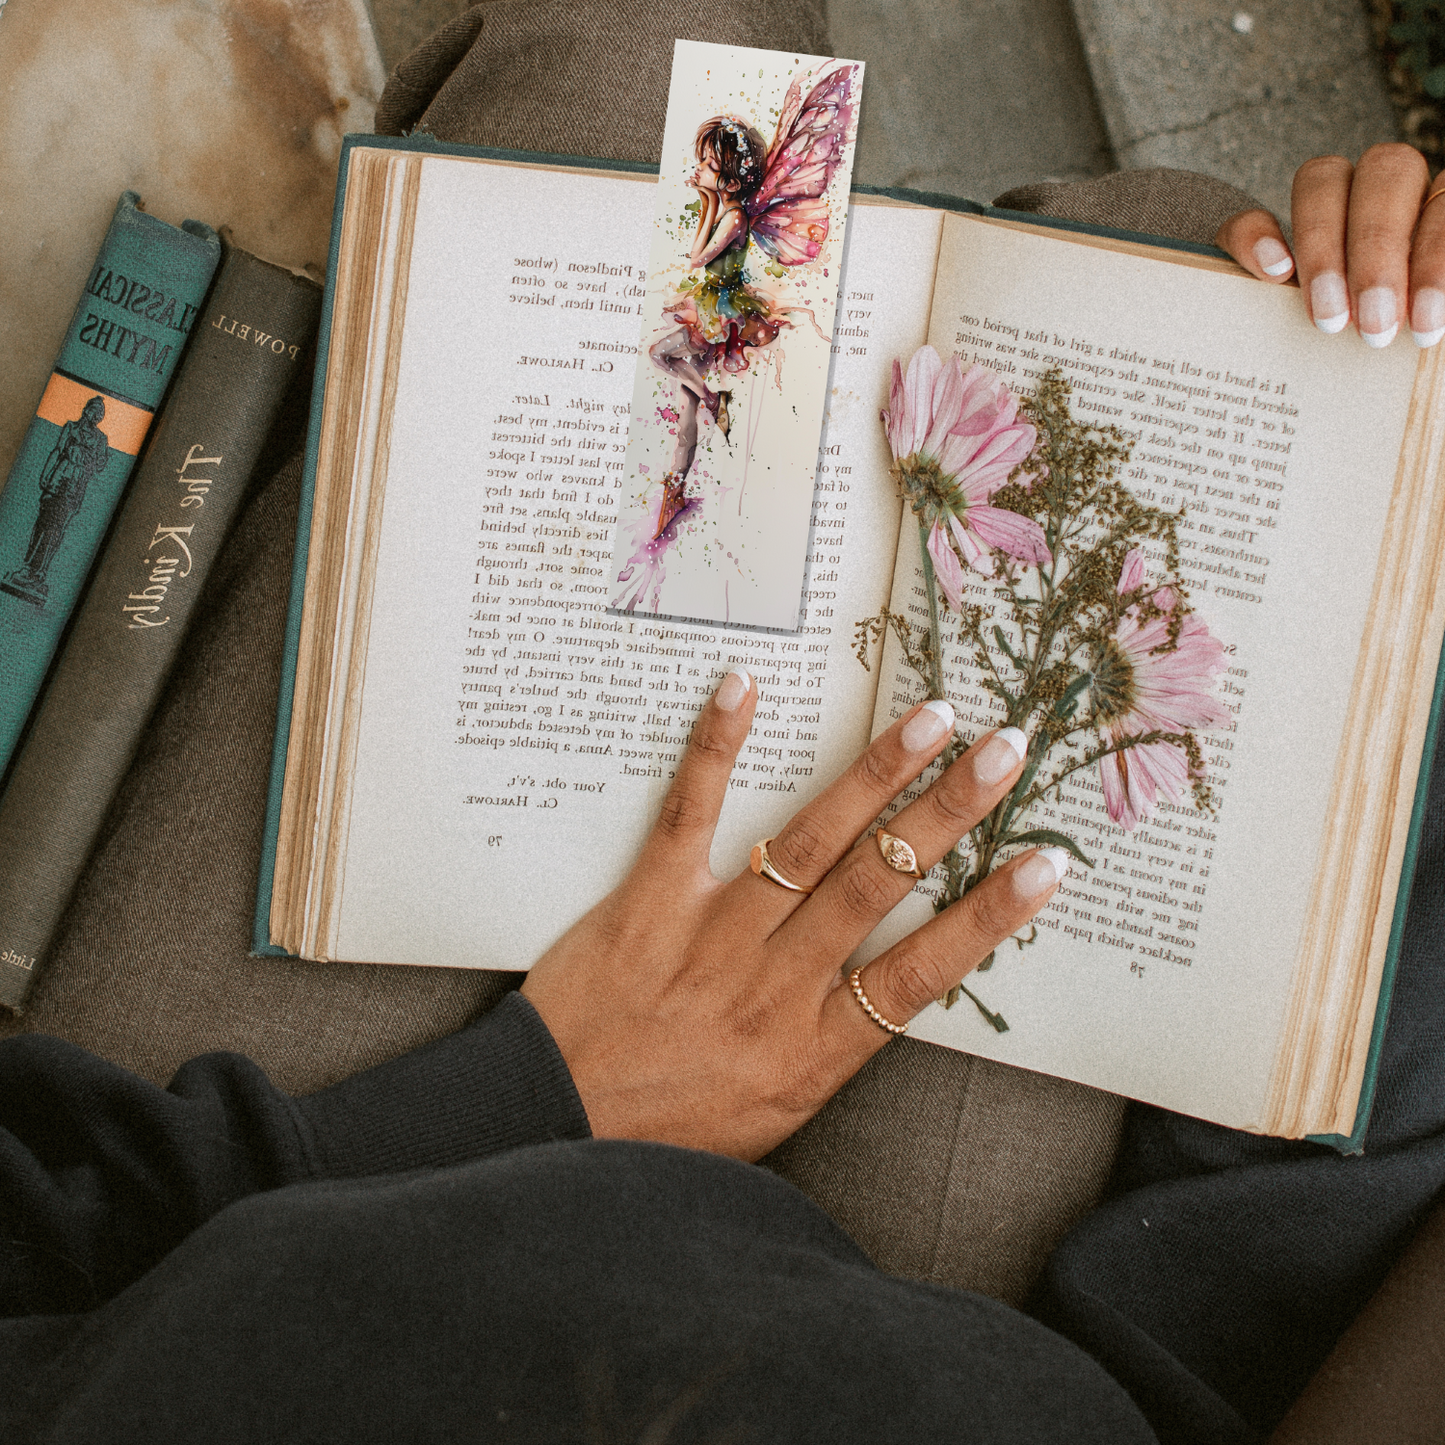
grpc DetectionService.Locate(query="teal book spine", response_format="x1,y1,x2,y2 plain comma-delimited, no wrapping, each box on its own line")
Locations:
0,192,220,775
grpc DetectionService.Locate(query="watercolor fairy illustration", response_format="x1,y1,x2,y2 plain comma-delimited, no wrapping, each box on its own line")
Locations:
612,59,859,616
859,347,1229,1028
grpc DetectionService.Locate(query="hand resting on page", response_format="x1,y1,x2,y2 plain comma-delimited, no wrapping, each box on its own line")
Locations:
521,668,1064,1161
1216,145,1445,349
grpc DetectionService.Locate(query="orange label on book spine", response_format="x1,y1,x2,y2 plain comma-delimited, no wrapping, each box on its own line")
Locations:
36,372,152,457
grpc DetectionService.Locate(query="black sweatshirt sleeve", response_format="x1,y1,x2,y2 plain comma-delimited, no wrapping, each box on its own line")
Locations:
0,992,590,1316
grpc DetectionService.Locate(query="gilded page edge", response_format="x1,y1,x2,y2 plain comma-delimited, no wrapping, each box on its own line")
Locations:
300,155,409,953
1321,342,1445,1134
271,150,392,951
315,155,423,960
1262,342,1445,1136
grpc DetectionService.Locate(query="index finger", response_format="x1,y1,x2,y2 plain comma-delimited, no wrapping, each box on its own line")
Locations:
1214,206,1297,283
640,667,755,872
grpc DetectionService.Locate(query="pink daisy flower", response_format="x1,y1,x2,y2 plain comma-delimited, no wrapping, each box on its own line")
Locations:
1095,549,1229,830
881,346,1048,609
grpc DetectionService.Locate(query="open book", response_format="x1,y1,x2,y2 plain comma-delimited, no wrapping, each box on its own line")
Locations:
257,135,1445,1148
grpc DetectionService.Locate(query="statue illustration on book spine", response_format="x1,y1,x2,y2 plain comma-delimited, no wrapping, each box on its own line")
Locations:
609,43,862,630
0,395,111,608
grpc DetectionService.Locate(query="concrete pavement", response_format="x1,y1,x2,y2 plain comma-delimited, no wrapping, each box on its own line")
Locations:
364,0,1403,217
1070,0,1400,221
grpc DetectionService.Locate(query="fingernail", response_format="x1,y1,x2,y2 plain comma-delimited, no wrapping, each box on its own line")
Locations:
971,727,1028,786
1412,288,1445,348
1253,236,1294,277
1311,273,1350,334
1359,287,1398,347
1012,846,1069,900
901,699,954,752
715,667,751,712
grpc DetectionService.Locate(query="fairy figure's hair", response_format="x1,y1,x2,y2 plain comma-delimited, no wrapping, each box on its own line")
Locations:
695,116,767,199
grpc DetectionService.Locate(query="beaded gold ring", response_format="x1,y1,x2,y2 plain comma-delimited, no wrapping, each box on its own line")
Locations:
848,966,907,1036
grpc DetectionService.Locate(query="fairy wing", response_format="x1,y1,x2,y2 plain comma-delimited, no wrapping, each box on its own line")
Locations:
746,64,859,266
747,194,833,268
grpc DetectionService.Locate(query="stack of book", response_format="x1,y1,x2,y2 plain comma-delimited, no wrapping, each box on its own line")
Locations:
0,192,322,1012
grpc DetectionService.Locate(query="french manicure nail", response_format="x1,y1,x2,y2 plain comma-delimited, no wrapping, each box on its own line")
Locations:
714,667,751,712
1412,288,1445,348
1012,846,1070,900
1253,237,1294,277
901,699,955,752
1359,287,1398,347
972,727,1028,786
997,726,1028,761
1311,273,1349,334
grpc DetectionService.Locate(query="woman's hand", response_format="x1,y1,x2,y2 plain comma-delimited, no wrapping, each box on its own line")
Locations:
1216,143,1443,348
521,669,1064,1162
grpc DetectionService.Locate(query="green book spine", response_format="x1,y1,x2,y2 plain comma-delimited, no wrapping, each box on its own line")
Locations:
0,192,220,776
0,243,321,1013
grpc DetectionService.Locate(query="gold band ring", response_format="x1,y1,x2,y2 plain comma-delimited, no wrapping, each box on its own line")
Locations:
848,966,907,1036
1425,184,1445,214
876,829,924,879
749,837,814,894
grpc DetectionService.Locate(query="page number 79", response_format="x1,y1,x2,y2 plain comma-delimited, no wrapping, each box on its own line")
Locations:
487,835,503,848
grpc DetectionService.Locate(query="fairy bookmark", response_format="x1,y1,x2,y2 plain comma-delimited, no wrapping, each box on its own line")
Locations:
607,39,863,630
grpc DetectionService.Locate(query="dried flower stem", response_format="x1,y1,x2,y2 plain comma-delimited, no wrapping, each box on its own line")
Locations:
863,365,1227,1027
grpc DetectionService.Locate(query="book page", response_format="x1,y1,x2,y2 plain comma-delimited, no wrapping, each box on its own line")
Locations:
860,213,1418,1130
323,158,943,967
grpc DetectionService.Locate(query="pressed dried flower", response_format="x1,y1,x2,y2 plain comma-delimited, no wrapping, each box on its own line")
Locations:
859,367,1229,1028
881,347,1048,607
1097,549,1229,829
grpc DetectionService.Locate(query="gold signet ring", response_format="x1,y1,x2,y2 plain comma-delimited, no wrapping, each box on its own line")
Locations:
876,829,924,879
749,837,814,894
